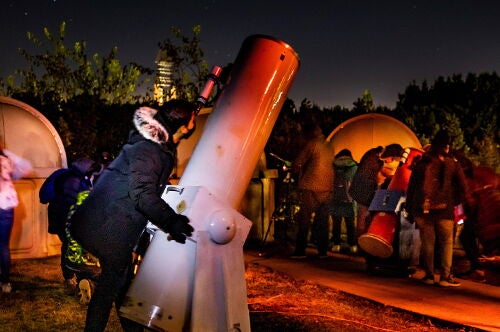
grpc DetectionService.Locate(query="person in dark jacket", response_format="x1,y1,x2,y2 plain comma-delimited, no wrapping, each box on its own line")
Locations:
406,130,471,287
47,157,96,292
330,149,358,254
290,121,334,259
70,100,196,332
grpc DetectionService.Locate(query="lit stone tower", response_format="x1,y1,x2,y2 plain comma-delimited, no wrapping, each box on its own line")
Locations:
154,50,175,105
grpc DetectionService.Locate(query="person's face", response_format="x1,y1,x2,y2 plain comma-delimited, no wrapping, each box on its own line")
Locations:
380,156,401,178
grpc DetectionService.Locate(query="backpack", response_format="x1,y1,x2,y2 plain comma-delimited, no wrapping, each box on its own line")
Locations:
39,168,72,204
333,165,354,203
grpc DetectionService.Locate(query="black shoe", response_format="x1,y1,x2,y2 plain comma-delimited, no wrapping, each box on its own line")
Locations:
421,277,435,285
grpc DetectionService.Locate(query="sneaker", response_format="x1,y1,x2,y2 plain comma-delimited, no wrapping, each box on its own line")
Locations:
438,277,461,287
421,277,435,285
78,279,93,305
350,245,358,254
331,245,341,253
1,282,12,293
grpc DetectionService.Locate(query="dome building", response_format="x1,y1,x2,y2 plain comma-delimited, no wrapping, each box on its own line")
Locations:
0,96,67,259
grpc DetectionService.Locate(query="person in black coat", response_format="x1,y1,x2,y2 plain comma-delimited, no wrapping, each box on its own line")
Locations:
406,130,471,287
70,100,196,332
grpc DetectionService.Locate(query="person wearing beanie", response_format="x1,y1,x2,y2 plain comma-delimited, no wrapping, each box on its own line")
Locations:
406,129,471,287
378,143,404,182
70,99,196,332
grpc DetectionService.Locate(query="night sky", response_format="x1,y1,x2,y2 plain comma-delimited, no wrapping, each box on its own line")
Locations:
1,0,499,108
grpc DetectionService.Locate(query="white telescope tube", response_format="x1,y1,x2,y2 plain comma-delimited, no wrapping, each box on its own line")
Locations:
119,35,299,332
179,35,300,208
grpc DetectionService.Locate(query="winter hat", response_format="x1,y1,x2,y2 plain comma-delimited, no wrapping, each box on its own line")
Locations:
335,149,352,158
431,129,451,150
380,144,403,159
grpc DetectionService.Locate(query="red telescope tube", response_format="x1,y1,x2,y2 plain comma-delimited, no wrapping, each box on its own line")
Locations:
194,65,223,114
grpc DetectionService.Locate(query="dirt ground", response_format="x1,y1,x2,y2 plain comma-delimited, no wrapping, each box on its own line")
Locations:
0,256,476,332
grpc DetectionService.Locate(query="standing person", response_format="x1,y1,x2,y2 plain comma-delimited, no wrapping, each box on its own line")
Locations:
349,144,403,239
43,157,96,292
330,149,358,254
407,130,470,287
69,100,196,332
454,151,485,281
0,146,32,293
290,120,334,259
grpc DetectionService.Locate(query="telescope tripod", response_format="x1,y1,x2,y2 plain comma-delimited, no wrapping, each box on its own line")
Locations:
258,169,300,257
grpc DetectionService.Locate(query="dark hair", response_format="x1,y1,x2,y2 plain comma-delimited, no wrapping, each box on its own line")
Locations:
154,99,195,133
335,149,352,158
380,144,403,158
431,129,451,150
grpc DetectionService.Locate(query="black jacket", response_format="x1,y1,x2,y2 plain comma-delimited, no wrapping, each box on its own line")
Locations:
70,130,177,259
349,147,383,206
47,158,94,234
407,150,469,220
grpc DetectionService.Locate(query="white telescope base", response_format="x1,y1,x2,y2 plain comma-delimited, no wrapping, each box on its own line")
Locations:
119,186,252,331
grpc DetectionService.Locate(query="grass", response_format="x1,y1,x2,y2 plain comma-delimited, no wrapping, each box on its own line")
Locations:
0,255,474,332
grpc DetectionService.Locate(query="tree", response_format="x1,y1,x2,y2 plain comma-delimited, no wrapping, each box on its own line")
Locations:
352,90,375,113
394,72,500,171
1,22,152,106
0,22,154,160
0,22,211,161
157,25,210,102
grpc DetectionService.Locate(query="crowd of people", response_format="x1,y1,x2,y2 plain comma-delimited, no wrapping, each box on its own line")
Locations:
3,98,494,331
283,123,485,289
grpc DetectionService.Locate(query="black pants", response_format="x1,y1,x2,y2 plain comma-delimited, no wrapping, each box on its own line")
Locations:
56,229,75,280
294,189,331,256
331,202,356,246
459,218,480,271
84,249,144,332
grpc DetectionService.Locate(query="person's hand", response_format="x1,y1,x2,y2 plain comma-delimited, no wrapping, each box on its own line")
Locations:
167,214,194,244
376,171,387,186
